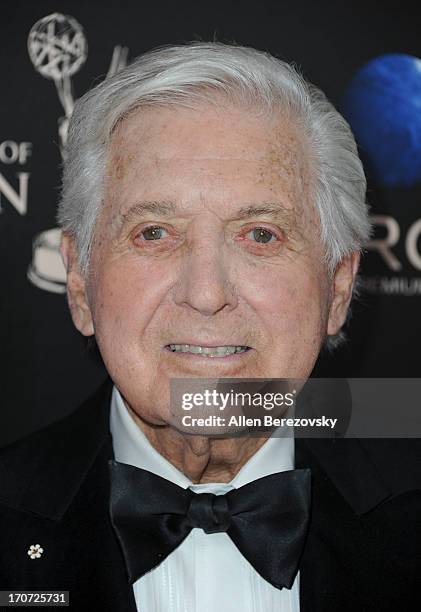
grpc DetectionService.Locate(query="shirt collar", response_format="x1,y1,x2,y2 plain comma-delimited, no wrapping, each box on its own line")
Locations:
110,385,294,493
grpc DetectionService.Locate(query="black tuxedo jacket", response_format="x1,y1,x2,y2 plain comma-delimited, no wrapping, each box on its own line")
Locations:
1,379,421,611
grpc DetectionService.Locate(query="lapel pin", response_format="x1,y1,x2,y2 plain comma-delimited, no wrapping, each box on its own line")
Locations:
27,544,44,559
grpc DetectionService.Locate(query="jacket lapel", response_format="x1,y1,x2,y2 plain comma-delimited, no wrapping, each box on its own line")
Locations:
0,379,136,612
295,438,384,611
295,436,421,611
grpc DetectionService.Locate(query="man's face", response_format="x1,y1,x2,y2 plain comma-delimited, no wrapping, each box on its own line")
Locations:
63,103,356,426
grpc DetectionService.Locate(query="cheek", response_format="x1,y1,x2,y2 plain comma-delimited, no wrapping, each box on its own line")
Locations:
89,258,168,348
243,265,329,344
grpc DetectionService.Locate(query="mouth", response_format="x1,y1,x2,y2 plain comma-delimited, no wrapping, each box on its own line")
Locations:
164,344,252,358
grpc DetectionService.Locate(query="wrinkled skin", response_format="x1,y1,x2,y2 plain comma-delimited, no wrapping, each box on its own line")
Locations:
61,103,359,482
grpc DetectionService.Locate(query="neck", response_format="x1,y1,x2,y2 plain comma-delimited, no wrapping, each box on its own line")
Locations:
126,404,268,483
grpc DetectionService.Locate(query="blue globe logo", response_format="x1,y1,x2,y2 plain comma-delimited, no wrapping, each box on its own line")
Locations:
342,54,421,187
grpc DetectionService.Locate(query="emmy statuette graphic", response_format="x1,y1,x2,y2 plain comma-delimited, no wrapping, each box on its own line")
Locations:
27,13,128,293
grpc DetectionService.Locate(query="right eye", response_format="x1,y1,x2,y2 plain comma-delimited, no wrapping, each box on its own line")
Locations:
137,226,169,241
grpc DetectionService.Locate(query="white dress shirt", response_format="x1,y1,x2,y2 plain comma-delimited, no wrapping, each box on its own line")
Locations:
110,385,300,612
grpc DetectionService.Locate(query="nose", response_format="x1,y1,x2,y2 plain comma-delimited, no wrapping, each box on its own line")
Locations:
173,240,238,316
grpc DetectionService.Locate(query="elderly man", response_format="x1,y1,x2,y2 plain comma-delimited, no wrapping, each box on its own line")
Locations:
1,42,420,611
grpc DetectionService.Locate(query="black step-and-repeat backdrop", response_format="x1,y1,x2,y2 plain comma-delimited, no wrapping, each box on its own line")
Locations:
1,0,420,446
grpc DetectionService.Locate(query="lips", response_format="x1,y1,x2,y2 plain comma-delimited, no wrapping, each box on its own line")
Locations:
165,344,251,357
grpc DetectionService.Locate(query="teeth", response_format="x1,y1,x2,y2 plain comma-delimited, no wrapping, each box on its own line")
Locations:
168,344,248,357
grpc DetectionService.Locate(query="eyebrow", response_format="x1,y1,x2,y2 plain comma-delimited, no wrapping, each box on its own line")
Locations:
234,204,294,220
117,200,294,229
118,201,177,227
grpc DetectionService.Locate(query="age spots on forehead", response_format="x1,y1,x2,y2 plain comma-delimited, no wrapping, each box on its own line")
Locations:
256,119,310,195
109,151,138,181
106,117,144,182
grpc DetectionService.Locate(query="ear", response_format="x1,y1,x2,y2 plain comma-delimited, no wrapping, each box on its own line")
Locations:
327,251,360,336
60,233,94,337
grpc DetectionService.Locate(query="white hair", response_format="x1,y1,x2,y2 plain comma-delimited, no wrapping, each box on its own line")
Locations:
57,41,371,349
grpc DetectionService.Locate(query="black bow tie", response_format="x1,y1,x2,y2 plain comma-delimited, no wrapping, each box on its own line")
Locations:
108,460,311,590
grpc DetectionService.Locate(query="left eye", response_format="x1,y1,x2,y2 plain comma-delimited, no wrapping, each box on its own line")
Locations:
247,227,277,244
139,226,168,240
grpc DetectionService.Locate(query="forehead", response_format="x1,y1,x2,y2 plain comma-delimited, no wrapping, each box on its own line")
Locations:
104,103,311,216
